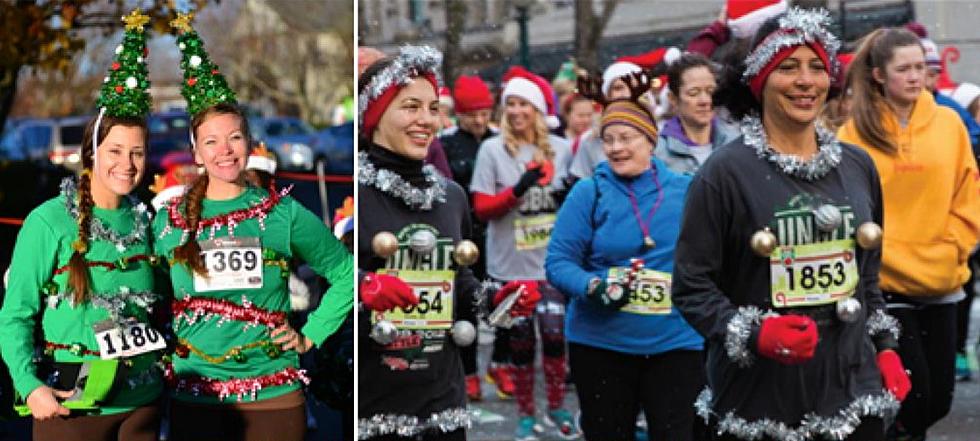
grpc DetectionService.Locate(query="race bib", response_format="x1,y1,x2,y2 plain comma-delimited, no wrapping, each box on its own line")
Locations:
94,320,166,360
193,237,263,292
608,267,672,315
770,239,859,307
514,214,555,251
372,270,455,330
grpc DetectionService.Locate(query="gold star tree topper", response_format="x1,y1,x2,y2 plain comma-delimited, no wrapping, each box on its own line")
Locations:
169,12,195,34
122,9,150,32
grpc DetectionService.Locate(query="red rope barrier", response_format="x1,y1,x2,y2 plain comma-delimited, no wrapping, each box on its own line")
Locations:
275,171,353,183
0,217,23,226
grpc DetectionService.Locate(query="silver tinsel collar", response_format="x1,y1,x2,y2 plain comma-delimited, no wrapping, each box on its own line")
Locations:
358,45,443,128
358,407,472,439
725,305,767,368
61,177,149,252
695,387,900,441
358,151,447,211
866,309,901,341
740,115,842,181
743,7,840,82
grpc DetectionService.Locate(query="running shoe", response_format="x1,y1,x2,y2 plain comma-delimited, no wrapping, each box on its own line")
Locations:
515,416,540,441
544,408,581,440
466,374,482,401
956,352,971,381
485,363,515,398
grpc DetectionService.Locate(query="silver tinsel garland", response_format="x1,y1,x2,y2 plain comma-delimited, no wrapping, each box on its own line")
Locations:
866,309,901,341
741,115,842,181
61,178,149,252
358,407,472,439
358,151,447,211
695,387,900,441
726,305,768,367
357,45,443,126
742,7,841,82
46,286,158,328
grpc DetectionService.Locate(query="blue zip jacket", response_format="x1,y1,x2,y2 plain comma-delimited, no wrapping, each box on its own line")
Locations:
545,159,704,355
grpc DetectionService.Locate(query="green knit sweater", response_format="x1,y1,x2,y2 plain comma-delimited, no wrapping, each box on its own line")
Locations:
153,186,353,404
0,187,163,415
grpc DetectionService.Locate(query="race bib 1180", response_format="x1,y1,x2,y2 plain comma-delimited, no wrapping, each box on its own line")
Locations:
193,237,263,292
372,270,455,330
770,239,859,307
93,320,166,360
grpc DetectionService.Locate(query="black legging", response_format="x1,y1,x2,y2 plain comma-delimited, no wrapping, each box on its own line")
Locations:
956,252,978,354
569,343,705,441
885,295,958,438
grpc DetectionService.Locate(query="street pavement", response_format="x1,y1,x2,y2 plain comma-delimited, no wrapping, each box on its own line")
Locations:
468,303,980,441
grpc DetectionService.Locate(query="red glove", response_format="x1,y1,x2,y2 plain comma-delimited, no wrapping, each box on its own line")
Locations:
493,281,541,317
527,160,554,187
877,349,911,401
360,273,417,312
756,314,818,364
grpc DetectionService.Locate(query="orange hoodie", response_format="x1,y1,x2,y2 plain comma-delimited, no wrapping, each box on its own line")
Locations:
839,91,980,296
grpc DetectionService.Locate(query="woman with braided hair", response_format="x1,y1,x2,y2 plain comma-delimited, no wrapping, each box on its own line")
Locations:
545,71,705,441
152,15,352,441
672,8,912,441
0,10,164,440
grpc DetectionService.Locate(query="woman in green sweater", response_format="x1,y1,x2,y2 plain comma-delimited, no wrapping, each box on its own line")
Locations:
152,14,353,441
0,10,164,440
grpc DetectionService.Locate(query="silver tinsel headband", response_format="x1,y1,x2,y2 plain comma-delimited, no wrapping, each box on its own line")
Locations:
742,7,841,82
358,45,443,127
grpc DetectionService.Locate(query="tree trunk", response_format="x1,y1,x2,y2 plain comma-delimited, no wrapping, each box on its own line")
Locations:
443,0,466,88
0,65,22,132
574,0,620,74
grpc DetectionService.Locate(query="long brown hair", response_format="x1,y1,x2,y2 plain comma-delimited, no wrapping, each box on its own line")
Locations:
172,103,271,277
67,114,147,304
846,28,923,154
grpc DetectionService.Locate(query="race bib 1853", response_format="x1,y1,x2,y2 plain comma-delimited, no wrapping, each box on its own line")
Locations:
371,270,455,330
193,237,263,292
770,239,859,307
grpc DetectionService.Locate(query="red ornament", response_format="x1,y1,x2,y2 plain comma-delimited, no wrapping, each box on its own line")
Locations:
115,85,124,93
163,364,310,401
187,77,198,86
211,69,219,75
111,62,120,71
175,344,190,358
144,47,149,57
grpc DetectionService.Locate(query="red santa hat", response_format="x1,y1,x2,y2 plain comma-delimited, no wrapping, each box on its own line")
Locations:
615,46,681,91
246,143,277,175
501,66,560,128
727,0,789,39
150,151,198,211
438,86,454,109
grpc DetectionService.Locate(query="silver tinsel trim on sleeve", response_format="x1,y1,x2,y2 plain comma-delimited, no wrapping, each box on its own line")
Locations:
740,115,842,181
62,177,149,252
866,309,901,341
358,407,472,439
696,387,900,441
358,151,447,211
742,7,841,82
725,305,765,367
358,45,443,126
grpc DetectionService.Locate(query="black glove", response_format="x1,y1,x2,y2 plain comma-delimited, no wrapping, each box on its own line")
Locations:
513,166,544,197
586,278,630,310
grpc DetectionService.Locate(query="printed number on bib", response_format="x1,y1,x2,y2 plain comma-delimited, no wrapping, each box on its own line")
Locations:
372,270,454,330
514,214,555,251
608,267,672,315
770,239,859,307
194,237,263,292
94,320,166,360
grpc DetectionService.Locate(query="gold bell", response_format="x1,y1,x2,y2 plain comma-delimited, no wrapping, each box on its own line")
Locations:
453,240,480,267
750,227,778,257
371,231,400,258
855,222,883,249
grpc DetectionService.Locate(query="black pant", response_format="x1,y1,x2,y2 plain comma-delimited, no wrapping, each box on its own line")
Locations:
711,417,884,441
956,252,978,353
569,343,704,441
885,297,958,437
369,428,465,441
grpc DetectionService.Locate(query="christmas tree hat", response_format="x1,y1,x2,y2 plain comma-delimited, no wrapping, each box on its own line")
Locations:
170,12,237,116
95,9,153,118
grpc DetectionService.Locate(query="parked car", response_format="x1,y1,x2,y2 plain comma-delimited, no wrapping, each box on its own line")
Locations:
248,116,316,171
146,111,192,176
0,116,89,171
313,121,353,176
